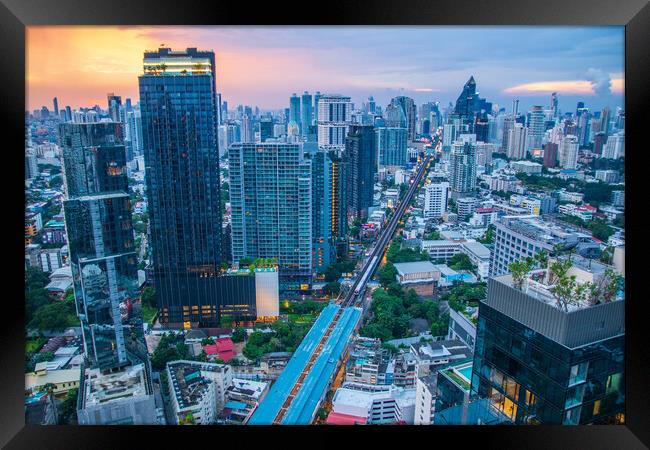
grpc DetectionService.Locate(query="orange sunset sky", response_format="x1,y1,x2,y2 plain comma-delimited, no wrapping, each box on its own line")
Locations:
27,26,624,112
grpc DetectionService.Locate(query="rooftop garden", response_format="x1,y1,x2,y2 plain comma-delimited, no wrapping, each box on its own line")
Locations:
508,250,623,312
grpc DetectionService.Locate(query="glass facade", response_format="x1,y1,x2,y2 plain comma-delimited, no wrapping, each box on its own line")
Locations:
472,302,625,425
345,125,376,219
138,48,224,326
376,127,407,166
229,143,312,280
305,149,335,273
60,122,146,371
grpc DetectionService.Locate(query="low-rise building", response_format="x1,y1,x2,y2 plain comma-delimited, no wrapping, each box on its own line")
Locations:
166,360,233,425
345,337,392,386
460,241,491,280
328,382,416,425
25,365,81,398
219,378,269,424
77,363,155,425
420,239,462,262
409,339,473,377
393,261,439,297
510,160,542,174
447,308,477,352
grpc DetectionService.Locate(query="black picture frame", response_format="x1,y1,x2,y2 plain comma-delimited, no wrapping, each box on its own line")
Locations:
3,0,649,448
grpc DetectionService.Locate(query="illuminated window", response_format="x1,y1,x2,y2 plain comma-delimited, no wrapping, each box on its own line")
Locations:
593,400,601,416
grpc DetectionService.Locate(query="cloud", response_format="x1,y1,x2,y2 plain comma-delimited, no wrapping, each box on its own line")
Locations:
585,68,612,95
503,80,595,96
412,88,440,93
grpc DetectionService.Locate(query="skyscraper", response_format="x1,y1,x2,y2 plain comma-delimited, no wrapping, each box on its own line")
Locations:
139,47,223,326
550,92,559,118
259,117,273,143
558,135,579,169
449,135,477,197
107,93,122,123
241,114,254,143
60,121,147,371
301,91,313,138
290,93,301,133
345,125,377,219
306,148,337,273
390,96,416,141
52,97,59,117
313,91,321,124
229,142,312,280
376,127,407,167
507,123,528,160
526,106,545,152
317,94,352,148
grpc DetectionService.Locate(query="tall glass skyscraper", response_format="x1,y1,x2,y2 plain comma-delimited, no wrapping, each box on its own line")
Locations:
301,91,313,138
289,93,301,132
229,142,312,280
376,127,407,167
305,148,336,273
60,122,147,371
345,125,377,219
449,135,477,196
138,48,223,326
390,96,416,141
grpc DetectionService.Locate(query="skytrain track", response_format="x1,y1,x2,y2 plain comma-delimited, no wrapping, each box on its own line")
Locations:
340,153,434,308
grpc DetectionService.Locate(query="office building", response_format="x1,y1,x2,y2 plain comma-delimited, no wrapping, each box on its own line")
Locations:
306,148,337,273
473,260,625,424
139,48,224,326
317,94,351,148
345,125,377,219
229,142,312,280
376,127,407,166
558,135,579,169
60,121,147,371
106,93,122,123
390,96,416,141
259,117,273,143
423,182,449,220
301,91,313,137
289,93,301,133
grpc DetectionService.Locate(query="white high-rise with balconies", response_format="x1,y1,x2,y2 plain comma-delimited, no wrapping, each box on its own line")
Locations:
317,94,352,148
423,182,449,219
558,135,579,169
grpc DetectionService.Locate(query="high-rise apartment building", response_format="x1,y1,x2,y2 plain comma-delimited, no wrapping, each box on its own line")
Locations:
345,125,377,220
449,135,477,196
60,121,147,371
317,95,352,148
139,48,224,326
603,132,624,159
507,123,528,160
229,142,312,280
423,182,449,219
543,142,558,168
558,135,579,169
473,259,624,424
490,216,584,277
107,93,122,123
526,106,545,152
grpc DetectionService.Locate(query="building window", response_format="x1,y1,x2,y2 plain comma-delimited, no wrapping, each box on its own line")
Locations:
592,400,601,416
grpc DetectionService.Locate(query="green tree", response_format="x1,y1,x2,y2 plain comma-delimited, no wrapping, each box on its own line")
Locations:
448,253,475,271
58,388,79,424
28,301,76,331
231,327,247,343
141,286,156,308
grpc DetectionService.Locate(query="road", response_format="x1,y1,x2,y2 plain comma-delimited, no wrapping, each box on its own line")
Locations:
340,153,434,308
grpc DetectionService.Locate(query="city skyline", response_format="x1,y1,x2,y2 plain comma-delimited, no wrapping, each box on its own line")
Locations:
27,26,624,112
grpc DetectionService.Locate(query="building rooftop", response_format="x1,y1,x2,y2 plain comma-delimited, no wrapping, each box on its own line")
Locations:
393,261,437,276
83,363,149,407
167,360,228,410
460,241,491,259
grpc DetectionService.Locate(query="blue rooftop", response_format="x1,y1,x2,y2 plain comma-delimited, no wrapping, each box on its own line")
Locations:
249,304,361,425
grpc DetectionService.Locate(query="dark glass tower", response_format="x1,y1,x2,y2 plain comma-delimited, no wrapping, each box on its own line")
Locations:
138,48,223,326
60,122,147,371
472,270,625,425
345,125,377,220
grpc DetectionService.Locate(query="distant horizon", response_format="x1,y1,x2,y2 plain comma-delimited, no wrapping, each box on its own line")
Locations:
27,26,624,114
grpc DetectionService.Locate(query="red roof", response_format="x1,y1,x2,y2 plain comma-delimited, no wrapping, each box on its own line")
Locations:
475,207,495,213
326,412,367,425
203,338,234,362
